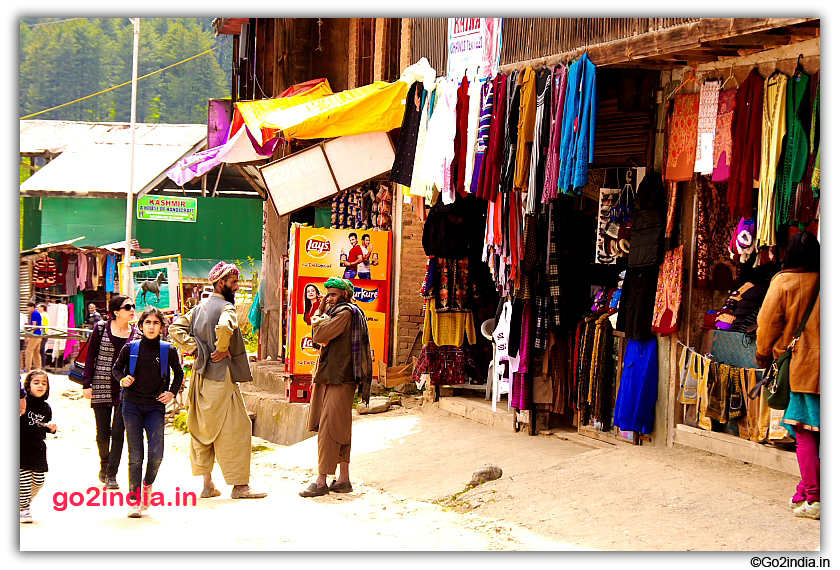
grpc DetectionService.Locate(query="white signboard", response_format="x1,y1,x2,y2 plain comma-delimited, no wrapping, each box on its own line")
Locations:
447,18,502,79
259,131,395,218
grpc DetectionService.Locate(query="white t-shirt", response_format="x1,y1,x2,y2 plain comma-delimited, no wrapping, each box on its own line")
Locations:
356,245,370,274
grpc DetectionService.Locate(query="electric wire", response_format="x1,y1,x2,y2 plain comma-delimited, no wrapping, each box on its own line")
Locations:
20,40,232,120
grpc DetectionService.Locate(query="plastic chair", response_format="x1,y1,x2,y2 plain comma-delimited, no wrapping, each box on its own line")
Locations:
481,318,510,413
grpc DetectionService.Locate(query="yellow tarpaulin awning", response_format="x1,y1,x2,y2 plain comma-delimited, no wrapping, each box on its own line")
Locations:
260,80,409,141
234,79,335,143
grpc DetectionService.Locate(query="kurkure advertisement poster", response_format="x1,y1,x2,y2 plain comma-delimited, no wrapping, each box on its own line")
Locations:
290,226,392,377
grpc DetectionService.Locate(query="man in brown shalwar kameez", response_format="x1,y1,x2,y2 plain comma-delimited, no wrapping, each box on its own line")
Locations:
299,277,372,497
169,262,266,499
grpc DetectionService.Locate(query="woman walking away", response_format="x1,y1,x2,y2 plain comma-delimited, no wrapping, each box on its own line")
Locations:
20,370,57,523
755,231,820,520
113,307,183,518
83,295,140,489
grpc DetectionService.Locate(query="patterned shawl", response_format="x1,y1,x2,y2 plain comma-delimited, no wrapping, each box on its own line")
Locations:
328,301,373,404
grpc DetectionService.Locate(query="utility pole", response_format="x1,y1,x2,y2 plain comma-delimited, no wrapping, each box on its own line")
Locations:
123,17,140,296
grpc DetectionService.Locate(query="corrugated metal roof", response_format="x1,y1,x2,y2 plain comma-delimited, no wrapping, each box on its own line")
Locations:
20,121,207,198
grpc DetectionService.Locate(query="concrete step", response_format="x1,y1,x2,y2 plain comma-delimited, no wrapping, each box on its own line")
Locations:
433,395,517,432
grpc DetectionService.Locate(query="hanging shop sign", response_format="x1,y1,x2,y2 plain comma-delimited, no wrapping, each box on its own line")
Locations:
136,195,197,222
259,131,395,218
447,18,503,79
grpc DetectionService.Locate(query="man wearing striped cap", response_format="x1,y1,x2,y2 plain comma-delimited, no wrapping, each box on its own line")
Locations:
169,261,266,499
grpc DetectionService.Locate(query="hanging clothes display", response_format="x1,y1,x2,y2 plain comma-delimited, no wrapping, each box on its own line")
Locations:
776,70,810,229
728,68,764,220
794,71,819,225
451,74,472,196
694,80,721,175
526,67,551,213
557,54,598,194
463,76,483,193
513,66,537,193
409,80,437,198
756,72,788,249
651,245,683,336
712,87,737,182
411,341,476,386
33,256,57,289
696,177,740,289
477,73,507,202
613,338,658,434
616,171,666,341
105,254,116,293
470,81,493,194
389,81,424,187
542,64,568,203
664,92,700,181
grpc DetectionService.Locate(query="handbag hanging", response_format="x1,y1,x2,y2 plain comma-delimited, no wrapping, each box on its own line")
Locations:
67,336,91,385
748,281,819,410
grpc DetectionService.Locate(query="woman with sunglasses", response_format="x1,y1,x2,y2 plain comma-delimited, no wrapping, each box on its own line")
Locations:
82,295,140,489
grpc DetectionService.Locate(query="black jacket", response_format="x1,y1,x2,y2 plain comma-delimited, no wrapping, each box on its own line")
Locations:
21,394,52,472
112,336,184,406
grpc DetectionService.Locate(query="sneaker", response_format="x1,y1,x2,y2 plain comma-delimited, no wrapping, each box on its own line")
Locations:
105,476,119,490
20,508,33,524
790,497,806,509
794,501,820,520
127,504,142,518
141,484,152,511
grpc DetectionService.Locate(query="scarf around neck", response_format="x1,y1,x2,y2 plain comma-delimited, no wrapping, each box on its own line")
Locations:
327,301,373,399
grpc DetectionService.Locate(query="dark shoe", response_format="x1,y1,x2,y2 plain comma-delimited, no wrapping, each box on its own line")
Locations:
329,480,353,493
200,487,222,499
299,483,329,498
105,477,119,490
98,469,107,484
231,486,267,499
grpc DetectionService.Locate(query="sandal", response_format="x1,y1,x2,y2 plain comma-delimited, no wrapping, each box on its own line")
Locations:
298,483,329,498
200,487,222,499
231,487,267,499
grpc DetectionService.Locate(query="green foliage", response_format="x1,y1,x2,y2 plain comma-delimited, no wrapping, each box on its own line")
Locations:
173,411,189,434
19,18,231,124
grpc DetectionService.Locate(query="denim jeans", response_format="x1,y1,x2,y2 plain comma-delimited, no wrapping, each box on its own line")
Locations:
122,400,165,502
93,404,125,477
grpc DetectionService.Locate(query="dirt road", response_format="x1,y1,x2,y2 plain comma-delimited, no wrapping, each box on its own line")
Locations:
19,373,819,555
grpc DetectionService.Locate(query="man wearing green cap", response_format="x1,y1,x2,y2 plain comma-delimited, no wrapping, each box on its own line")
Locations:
299,277,372,497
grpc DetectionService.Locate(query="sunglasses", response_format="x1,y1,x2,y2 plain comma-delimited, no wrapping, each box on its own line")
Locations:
121,303,136,311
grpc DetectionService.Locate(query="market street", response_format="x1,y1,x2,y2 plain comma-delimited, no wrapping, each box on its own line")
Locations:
20,373,819,552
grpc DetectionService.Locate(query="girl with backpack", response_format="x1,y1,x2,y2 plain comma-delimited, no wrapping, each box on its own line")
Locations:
112,307,183,518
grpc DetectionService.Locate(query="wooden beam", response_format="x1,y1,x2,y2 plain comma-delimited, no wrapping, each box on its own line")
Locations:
499,17,818,71
233,164,267,199
20,160,40,172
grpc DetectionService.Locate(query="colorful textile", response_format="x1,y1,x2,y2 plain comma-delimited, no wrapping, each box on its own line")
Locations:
422,299,477,347
728,69,764,220
470,81,493,194
776,72,811,229
613,338,658,434
712,88,737,181
695,80,721,175
652,246,683,335
757,72,787,248
542,64,568,202
513,66,536,192
558,54,598,194
389,81,424,186
696,177,740,288
411,341,475,386
665,92,700,181
33,256,57,288
208,261,240,283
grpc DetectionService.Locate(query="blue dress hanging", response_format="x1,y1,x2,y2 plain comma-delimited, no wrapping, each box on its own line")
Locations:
613,338,659,434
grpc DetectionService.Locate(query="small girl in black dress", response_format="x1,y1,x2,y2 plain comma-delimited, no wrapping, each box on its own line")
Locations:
20,369,57,524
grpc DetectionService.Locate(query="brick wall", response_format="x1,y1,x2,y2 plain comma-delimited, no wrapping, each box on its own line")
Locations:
394,200,427,366
373,18,386,81
347,18,358,89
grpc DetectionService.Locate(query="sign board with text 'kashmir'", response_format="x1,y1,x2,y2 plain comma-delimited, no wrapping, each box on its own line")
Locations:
137,195,197,222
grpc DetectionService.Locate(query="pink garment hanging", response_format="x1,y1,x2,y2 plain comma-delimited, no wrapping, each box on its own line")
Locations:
64,303,77,359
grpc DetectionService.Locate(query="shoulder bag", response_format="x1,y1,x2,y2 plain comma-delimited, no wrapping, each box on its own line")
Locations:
749,280,819,410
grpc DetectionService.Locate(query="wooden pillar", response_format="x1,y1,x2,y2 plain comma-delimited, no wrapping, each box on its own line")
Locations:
348,18,359,89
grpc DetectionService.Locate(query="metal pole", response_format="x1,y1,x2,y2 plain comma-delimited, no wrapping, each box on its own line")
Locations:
123,18,140,296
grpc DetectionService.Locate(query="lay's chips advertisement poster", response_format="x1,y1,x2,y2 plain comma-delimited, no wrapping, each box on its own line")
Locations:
289,226,392,377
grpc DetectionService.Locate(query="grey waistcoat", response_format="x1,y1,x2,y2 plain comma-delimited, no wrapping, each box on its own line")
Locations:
191,295,252,382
